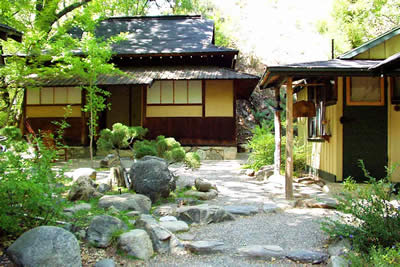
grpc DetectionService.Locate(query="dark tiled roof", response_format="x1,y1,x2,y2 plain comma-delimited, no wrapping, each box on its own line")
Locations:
369,52,400,71
70,15,237,55
39,66,259,87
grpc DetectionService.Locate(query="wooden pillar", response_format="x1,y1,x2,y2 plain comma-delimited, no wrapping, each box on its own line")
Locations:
274,87,281,175
285,77,294,200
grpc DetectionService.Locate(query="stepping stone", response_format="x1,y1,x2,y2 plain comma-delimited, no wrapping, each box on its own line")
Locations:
184,189,218,200
159,216,178,222
262,202,281,213
224,205,259,216
177,204,235,224
64,203,91,214
186,241,225,254
159,221,189,233
237,245,286,260
286,250,329,264
177,233,196,241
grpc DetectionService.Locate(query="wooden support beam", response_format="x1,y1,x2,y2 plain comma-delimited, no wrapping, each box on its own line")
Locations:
274,87,281,176
285,77,294,200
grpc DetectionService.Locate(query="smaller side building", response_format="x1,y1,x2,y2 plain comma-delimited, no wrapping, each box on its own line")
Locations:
260,26,400,182
0,23,22,65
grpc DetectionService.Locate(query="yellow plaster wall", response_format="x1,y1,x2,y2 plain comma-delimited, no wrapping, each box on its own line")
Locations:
146,105,202,117
26,105,81,118
205,80,233,117
355,34,400,59
295,77,344,181
388,78,400,182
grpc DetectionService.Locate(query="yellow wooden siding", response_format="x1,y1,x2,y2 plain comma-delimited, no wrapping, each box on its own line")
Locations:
26,105,81,118
205,80,233,117
295,77,344,181
355,35,400,59
146,105,202,117
387,78,400,182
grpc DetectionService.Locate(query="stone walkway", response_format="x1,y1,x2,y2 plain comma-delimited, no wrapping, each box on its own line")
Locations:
145,156,337,266
60,155,338,266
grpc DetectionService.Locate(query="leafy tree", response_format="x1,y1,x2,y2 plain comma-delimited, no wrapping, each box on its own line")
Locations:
318,0,400,54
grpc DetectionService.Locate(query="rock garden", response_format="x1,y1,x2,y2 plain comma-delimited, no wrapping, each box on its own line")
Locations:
1,126,399,266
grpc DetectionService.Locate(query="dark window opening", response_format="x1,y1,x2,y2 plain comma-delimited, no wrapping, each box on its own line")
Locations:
307,78,337,139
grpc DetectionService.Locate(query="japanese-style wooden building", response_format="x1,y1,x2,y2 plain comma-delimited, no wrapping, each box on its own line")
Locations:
260,26,400,185
23,15,259,150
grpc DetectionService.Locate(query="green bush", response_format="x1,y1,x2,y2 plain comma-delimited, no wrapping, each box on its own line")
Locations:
321,161,400,253
133,140,157,159
0,126,23,141
133,135,200,168
247,124,308,174
247,125,276,170
346,245,400,266
184,152,201,168
171,147,185,162
0,137,66,236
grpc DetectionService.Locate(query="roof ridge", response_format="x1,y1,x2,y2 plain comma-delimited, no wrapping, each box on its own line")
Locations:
103,15,202,21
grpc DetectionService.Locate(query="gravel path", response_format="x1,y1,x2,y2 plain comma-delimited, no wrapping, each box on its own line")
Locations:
144,156,335,266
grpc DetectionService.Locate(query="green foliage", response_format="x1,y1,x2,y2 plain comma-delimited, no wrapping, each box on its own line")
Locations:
0,126,23,141
134,135,200,168
133,140,157,159
184,152,201,169
247,125,276,170
97,123,148,155
0,137,66,236
51,105,72,148
321,161,400,253
345,244,400,266
247,124,309,174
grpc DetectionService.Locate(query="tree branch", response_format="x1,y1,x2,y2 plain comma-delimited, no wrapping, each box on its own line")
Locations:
51,0,92,27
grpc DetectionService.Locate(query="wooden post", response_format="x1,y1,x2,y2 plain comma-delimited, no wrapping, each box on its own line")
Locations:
285,77,294,200
274,87,281,175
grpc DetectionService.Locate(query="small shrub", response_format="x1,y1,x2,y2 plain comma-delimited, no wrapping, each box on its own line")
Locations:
247,125,275,170
170,147,185,162
185,152,201,168
133,140,157,159
321,160,400,253
0,126,23,141
0,137,66,236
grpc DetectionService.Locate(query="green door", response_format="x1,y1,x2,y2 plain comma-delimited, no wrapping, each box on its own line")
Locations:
342,83,387,182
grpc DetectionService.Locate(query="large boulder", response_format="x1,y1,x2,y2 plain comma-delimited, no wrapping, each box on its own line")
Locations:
135,214,184,254
118,229,154,260
68,176,102,201
7,226,81,267
176,204,235,224
86,215,127,248
129,156,176,202
98,193,151,213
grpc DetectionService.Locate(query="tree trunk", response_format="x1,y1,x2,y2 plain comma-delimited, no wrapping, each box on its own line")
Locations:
274,87,281,176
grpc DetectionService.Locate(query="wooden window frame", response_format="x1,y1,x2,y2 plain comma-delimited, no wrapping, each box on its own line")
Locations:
147,80,203,105
346,77,384,106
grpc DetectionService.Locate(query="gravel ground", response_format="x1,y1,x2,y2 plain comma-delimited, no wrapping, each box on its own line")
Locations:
145,208,333,267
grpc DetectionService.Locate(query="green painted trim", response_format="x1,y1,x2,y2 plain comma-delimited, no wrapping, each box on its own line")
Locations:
339,26,400,59
307,165,337,182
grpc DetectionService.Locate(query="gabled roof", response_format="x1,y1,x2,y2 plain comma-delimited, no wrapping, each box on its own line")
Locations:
0,23,22,42
339,26,400,59
70,15,237,56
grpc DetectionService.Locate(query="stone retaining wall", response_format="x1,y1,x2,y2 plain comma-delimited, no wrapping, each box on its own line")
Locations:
183,147,237,160
68,146,237,160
